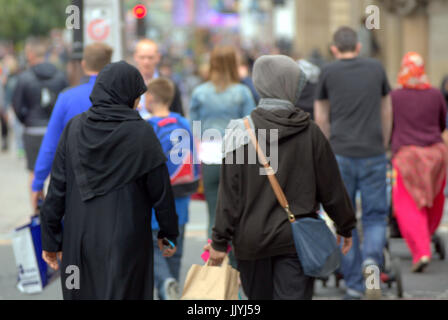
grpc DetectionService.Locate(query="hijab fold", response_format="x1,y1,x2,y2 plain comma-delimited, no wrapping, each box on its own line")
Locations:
72,61,166,201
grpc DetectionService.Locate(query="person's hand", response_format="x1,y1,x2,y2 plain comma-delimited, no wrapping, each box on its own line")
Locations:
158,239,177,258
31,190,45,211
203,242,227,266
42,251,62,270
337,236,353,256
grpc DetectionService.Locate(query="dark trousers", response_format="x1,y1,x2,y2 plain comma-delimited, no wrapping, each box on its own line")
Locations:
237,254,315,300
202,164,221,239
23,133,44,171
0,112,8,145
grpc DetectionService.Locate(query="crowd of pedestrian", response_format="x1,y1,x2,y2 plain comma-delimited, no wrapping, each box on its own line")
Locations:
1,25,447,300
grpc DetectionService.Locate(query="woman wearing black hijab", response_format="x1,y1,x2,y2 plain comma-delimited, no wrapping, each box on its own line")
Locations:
40,61,179,300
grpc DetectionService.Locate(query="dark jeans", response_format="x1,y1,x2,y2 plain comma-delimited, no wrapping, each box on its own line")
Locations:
335,154,388,293
237,254,315,300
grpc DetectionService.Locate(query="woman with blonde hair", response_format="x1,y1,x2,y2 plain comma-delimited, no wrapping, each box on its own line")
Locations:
190,46,256,239
391,52,448,272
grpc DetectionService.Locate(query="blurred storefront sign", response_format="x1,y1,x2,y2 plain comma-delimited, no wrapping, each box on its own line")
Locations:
83,0,124,61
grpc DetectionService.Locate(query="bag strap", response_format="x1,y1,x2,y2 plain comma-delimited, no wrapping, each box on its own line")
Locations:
243,117,296,223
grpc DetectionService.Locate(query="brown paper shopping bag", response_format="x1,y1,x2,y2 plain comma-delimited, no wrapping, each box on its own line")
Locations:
181,256,240,300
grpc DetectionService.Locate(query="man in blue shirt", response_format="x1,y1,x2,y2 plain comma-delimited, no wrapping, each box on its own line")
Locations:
31,43,113,208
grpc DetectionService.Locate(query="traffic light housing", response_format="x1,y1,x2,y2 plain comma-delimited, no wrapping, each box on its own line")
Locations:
133,4,147,38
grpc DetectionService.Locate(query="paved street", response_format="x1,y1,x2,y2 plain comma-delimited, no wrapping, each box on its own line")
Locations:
1,139,447,300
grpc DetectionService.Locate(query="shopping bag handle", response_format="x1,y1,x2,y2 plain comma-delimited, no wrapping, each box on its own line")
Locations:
205,254,230,267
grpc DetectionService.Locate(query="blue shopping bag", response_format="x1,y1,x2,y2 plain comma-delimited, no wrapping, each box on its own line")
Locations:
12,215,55,294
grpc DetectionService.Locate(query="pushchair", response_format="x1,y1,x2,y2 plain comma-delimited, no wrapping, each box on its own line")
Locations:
319,165,404,298
319,224,404,298
321,163,447,298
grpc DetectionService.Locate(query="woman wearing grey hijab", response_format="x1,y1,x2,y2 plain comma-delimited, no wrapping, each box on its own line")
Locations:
204,55,356,300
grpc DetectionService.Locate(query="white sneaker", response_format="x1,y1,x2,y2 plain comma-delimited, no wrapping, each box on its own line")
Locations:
163,278,180,300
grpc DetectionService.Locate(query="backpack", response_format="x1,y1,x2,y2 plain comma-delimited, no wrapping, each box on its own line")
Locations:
151,115,200,198
31,70,59,117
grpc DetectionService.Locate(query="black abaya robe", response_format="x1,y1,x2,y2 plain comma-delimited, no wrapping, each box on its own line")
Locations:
40,61,179,299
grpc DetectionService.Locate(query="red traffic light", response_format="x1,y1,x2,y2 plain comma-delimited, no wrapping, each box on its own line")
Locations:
133,4,147,19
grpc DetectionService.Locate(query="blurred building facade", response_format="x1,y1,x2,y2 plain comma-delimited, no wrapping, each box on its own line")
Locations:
120,0,448,86
289,0,448,87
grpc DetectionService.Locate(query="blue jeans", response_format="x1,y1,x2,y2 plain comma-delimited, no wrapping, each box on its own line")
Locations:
335,154,388,293
153,225,185,300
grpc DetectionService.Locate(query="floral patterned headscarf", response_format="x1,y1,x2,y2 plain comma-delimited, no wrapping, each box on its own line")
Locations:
398,52,431,90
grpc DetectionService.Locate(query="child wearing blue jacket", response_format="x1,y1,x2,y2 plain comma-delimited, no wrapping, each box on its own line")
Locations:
146,78,199,300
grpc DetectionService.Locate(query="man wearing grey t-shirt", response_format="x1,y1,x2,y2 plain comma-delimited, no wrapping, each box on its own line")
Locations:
314,26,393,300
